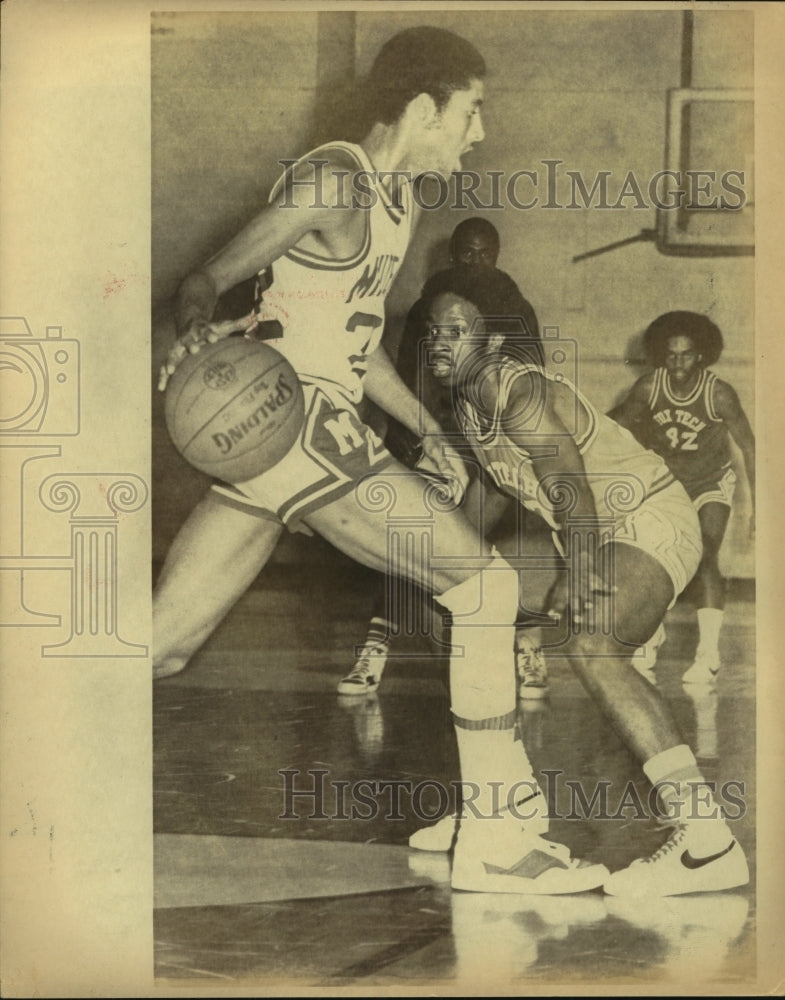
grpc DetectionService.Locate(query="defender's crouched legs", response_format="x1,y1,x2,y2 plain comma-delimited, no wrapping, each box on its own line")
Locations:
565,541,686,761
564,541,748,896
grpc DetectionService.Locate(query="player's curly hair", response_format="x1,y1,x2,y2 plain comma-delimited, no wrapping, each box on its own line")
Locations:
421,264,543,365
364,27,486,126
644,311,724,367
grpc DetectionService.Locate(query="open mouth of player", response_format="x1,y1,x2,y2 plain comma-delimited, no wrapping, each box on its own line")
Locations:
429,351,454,378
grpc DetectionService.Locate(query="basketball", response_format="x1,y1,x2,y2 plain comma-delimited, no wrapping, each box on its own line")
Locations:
164,337,305,483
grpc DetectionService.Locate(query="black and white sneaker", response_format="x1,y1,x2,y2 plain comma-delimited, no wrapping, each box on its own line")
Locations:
603,823,749,897
337,642,387,695
516,632,549,700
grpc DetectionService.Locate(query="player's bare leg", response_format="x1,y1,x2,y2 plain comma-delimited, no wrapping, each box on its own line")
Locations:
153,492,282,679
566,543,681,759
683,501,731,684
340,472,511,699
563,541,748,896
306,464,604,893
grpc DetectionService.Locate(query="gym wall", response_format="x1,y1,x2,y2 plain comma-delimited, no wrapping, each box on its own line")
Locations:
152,10,754,580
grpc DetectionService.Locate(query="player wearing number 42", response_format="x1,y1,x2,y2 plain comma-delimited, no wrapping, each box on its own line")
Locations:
610,312,755,685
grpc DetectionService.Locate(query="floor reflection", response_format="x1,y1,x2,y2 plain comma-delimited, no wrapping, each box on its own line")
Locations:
153,575,755,987
605,893,750,982
449,891,609,984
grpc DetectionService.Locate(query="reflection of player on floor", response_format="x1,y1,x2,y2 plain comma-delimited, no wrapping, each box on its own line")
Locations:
154,27,603,896
340,218,544,697
421,266,749,896
610,312,755,684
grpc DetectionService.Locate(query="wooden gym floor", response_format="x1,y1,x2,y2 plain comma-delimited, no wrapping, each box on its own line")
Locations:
153,555,755,991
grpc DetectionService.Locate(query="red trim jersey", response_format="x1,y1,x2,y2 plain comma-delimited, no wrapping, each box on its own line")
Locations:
252,142,412,404
644,367,731,488
460,359,675,531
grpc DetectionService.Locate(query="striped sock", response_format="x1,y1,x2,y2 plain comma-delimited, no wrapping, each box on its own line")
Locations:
361,617,391,650
453,713,542,821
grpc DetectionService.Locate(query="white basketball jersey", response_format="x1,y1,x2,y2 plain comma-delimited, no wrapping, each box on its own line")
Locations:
252,142,412,404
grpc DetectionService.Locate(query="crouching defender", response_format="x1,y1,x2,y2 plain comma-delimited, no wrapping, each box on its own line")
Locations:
420,265,749,897
154,27,604,895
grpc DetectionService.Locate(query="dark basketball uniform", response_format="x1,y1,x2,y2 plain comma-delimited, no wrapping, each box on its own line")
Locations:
211,141,412,529
459,359,702,601
644,368,736,510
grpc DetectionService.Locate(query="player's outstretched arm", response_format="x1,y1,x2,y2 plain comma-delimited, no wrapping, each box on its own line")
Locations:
159,155,360,390
363,344,469,500
363,342,433,433
503,372,599,524
714,378,756,532
502,372,614,618
607,373,653,441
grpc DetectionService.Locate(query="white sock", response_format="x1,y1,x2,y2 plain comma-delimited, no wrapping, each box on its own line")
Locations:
696,607,723,656
643,744,731,849
438,554,526,822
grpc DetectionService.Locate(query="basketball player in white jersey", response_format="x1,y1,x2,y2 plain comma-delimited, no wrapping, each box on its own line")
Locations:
422,266,749,896
610,312,755,684
154,27,600,895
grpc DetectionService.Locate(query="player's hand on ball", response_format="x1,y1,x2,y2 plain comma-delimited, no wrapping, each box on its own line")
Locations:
158,312,258,391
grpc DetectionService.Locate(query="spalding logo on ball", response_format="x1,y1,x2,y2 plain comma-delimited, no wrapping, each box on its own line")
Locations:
165,338,305,483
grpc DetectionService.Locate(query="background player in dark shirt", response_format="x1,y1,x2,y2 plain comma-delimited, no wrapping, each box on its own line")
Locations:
610,311,755,685
339,219,543,697
385,218,541,468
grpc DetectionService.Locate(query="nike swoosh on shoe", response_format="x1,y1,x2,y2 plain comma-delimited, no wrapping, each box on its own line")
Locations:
680,840,737,870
